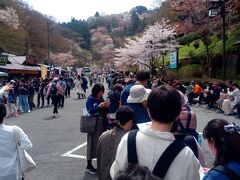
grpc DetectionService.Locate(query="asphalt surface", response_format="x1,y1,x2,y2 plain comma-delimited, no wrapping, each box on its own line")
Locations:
4,85,240,180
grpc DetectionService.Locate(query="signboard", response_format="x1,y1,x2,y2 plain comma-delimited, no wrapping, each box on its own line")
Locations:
0,54,7,66
41,65,48,79
170,51,178,69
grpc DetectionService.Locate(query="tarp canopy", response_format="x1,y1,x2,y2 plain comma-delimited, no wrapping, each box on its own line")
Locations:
0,71,8,77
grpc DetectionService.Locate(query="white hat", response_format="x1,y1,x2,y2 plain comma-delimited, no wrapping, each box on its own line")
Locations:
178,91,188,106
127,85,151,103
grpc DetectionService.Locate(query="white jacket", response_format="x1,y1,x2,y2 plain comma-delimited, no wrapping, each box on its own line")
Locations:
0,124,32,180
110,128,201,180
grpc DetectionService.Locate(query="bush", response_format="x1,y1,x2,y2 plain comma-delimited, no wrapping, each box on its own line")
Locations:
178,64,203,78
177,33,202,45
165,69,180,79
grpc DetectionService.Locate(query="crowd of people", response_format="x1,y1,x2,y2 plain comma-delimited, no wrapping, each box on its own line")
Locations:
0,70,240,180
84,70,240,180
0,74,89,118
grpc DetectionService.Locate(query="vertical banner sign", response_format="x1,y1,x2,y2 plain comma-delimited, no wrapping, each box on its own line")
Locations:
170,51,177,69
50,65,55,78
41,65,47,79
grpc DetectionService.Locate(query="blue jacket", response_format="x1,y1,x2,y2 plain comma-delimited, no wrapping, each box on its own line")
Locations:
8,89,16,103
86,95,103,115
120,83,134,106
127,103,151,130
203,162,240,180
81,77,88,90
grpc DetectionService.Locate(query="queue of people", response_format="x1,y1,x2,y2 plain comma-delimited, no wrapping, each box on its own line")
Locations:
83,70,240,180
0,69,240,180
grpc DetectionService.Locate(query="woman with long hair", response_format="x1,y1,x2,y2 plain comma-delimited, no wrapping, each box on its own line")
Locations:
203,119,240,179
85,83,109,174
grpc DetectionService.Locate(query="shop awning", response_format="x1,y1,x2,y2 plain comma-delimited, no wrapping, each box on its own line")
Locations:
0,71,8,76
0,64,40,75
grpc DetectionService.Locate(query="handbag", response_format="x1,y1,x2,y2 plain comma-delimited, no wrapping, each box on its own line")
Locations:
80,107,97,133
13,126,36,173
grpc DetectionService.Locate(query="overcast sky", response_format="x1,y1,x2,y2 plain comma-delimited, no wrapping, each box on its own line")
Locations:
25,0,157,23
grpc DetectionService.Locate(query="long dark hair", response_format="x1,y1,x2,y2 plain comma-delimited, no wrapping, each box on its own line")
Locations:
203,119,240,166
91,83,105,98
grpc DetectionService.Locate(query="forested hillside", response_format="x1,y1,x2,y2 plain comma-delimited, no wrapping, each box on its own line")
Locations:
0,0,157,68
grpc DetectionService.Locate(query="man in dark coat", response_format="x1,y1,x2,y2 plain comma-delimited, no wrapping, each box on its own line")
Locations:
97,106,134,180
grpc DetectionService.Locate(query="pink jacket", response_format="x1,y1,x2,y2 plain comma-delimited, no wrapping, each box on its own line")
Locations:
178,105,197,131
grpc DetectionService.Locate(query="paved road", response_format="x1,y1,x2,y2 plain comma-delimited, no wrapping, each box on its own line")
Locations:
4,86,240,180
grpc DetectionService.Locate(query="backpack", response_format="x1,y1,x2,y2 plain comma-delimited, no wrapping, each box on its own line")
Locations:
127,130,186,179
175,105,199,158
50,84,57,96
177,105,199,141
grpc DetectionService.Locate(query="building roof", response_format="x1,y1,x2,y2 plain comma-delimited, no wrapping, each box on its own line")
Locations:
0,63,40,71
2,53,26,64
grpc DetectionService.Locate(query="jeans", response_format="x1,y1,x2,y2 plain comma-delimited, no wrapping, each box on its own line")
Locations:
19,95,30,112
37,93,45,107
65,86,70,97
58,94,64,107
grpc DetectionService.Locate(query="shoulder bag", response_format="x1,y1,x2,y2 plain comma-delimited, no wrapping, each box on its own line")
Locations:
80,107,97,134
12,126,36,173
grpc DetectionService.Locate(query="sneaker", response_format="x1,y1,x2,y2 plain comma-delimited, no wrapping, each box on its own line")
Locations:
55,113,60,117
52,113,56,117
195,103,199,107
85,166,97,175
216,109,223,113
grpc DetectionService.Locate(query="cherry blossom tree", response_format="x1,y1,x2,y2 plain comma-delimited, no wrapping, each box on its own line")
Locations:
114,19,179,75
0,7,19,29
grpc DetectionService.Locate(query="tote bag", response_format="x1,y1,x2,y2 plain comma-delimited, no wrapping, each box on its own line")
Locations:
13,126,36,173
80,107,97,134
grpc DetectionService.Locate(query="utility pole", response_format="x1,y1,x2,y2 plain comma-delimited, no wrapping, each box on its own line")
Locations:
208,0,227,80
221,0,226,80
47,21,50,65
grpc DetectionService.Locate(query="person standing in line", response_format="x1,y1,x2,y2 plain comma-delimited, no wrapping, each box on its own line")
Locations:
120,71,150,106
85,83,109,174
37,79,46,108
28,80,35,111
18,78,30,113
202,119,240,180
97,106,134,180
127,85,151,130
58,76,66,108
65,77,71,98
45,79,51,106
47,78,62,117
6,80,18,117
0,103,33,180
111,86,200,180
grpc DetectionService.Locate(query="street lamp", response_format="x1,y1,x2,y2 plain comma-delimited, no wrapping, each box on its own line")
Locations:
208,0,227,80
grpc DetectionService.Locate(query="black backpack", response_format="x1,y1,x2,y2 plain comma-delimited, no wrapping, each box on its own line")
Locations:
50,84,57,96
175,105,199,158
127,130,186,179
177,105,199,141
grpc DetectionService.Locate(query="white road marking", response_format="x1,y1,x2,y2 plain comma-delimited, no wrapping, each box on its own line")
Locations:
61,141,87,159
